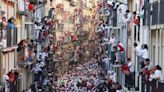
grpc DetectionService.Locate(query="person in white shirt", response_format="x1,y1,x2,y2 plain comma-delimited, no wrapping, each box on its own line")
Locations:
134,42,142,57
108,71,116,83
124,10,132,23
116,85,123,92
134,42,143,72
149,65,164,81
108,34,116,52
3,74,9,92
128,58,135,73
127,58,135,88
37,51,43,61
117,3,128,25
41,51,48,61
145,59,154,71
140,44,149,62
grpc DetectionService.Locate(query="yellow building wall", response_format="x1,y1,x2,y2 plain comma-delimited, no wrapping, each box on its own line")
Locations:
0,0,17,79
16,15,22,43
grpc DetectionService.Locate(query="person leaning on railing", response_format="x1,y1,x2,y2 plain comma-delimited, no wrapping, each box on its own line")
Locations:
149,65,164,92
120,62,130,88
139,58,153,92
127,58,135,89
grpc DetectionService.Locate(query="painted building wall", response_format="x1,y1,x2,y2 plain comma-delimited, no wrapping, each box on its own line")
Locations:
0,0,18,81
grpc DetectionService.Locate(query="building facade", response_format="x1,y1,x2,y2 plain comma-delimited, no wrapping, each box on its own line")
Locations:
0,0,34,91
0,0,18,82
144,0,164,75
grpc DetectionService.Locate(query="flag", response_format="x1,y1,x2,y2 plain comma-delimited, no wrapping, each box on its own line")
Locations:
139,0,144,11
136,0,144,14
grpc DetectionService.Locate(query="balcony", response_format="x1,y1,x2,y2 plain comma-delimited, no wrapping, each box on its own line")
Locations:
17,11,29,16
141,76,164,92
25,13,33,23
0,26,17,48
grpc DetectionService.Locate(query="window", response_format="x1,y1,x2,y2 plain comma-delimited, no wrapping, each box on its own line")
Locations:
6,28,17,47
25,24,34,39
159,1,164,24
152,1,158,25
144,3,151,26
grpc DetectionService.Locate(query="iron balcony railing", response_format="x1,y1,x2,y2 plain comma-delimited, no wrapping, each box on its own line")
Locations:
141,76,164,92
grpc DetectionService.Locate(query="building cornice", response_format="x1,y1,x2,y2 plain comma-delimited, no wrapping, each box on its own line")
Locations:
150,24,164,30
8,0,17,3
1,46,17,52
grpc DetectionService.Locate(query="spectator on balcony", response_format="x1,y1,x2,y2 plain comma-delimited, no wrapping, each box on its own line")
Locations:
149,65,164,92
117,3,128,25
140,59,152,92
0,17,7,29
123,10,132,33
140,44,148,63
149,65,164,81
117,41,125,63
108,34,116,54
7,17,16,29
2,73,9,92
0,16,7,48
102,55,110,71
124,10,132,23
111,46,118,64
134,42,142,60
145,59,154,72
32,61,42,82
121,62,130,76
7,69,19,92
0,10,5,22
127,58,135,89
0,16,6,41
34,22,42,41
108,71,116,83
28,39,35,51
24,42,29,61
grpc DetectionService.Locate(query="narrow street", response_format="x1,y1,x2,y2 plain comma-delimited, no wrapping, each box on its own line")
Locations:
1,0,164,92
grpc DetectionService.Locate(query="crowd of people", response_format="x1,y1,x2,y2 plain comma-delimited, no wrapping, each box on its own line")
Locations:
47,19,125,92
20,15,127,92
55,59,123,92
25,16,57,92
